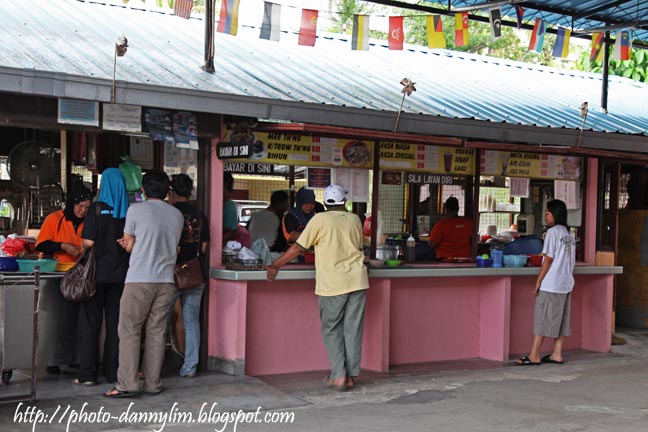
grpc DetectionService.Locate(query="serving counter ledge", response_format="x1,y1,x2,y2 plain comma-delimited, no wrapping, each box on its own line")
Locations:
207,263,621,377
210,263,622,281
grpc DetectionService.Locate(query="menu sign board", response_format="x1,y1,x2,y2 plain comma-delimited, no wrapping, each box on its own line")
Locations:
379,143,475,174
220,131,373,169
481,151,582,180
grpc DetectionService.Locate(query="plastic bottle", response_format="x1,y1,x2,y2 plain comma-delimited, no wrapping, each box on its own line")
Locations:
406,235,416,263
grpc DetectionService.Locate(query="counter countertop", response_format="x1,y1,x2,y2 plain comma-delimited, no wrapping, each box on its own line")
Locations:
211,263,623,281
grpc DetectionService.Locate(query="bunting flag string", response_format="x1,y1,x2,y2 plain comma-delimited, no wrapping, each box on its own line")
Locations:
528,18,546,52
551,27,570,58
299,9,318,46
590,32,604,62
454,12,469,47
352,15,370,51
426,15,446,48
389,16,404,50
260,1,281,41
613,31,631,60
217,0,241,36
207,3,631,60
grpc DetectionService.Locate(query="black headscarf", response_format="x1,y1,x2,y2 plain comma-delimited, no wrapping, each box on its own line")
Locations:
63,182,93,229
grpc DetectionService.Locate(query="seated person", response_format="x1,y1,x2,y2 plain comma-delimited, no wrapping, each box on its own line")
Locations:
282,187,317,246
428,196,473,260
248,190,290,252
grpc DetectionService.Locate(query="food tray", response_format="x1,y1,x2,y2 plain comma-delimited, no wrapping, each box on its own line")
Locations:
225,258,263,271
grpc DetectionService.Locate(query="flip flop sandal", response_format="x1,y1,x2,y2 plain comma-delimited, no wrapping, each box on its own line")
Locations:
103,388,140,398
513,356,541,366
73,378,97,387
323,376,346,392
541,354,564,364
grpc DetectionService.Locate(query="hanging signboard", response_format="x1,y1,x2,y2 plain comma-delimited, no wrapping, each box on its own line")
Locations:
103,103,142,132
58,98,99,126
406,173,455,184
379,143,474,174
223,161,275,175
480,151,582,180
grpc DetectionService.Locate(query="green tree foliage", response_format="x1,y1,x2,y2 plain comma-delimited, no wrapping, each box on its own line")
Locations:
330,0,373,33
576,47,648,83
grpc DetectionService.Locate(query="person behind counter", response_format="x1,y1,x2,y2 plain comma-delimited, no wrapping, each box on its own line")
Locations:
247,190,290,253
282,187,317,246
222,172,250,247
427,196,473,260
514,199,576,366
36,180,94,374
75,168,130,386
267,184,368,392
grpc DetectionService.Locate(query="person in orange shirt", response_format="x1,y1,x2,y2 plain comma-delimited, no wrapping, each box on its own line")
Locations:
36,181,93,263
428,196,473,260
36,180,93,374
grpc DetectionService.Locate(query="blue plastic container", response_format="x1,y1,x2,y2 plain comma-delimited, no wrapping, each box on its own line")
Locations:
491,250,503,268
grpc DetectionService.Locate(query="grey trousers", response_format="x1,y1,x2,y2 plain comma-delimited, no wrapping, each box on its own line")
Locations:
318,289,367,379
116,282,175,393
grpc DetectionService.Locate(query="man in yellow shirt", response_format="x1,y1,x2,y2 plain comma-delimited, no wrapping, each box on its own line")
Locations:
266,184,368,392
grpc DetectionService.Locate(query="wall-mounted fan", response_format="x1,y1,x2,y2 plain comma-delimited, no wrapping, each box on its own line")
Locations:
7,140,60,188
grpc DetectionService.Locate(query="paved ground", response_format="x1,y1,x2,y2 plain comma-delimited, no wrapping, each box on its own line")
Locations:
1,328,647,432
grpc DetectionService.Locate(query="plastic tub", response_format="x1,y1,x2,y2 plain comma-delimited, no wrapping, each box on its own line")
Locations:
527,254,543,267
502,255,528,268
56,261,76,272
475,256,493,267
16,259,58,273
0,256,18,271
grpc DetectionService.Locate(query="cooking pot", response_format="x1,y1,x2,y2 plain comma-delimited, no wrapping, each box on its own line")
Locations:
376,245,399,261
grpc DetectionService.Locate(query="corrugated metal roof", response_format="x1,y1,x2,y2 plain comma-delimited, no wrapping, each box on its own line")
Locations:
1,0,647,152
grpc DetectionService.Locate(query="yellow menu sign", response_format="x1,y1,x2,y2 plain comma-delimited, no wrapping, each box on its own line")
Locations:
379,143,475,174
480,150,582,180
223,131,374,168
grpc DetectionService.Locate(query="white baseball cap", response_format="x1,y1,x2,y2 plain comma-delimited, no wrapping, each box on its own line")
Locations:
324,184,348,206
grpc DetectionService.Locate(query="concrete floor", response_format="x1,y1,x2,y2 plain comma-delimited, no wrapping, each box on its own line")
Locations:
1,328,647,431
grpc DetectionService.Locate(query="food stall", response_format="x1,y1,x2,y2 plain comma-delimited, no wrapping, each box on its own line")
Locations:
208,131,622,376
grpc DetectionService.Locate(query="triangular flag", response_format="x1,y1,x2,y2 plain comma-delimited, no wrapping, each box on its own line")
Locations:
613,30,631,60
551,27,571,58
528,18,545,52
489,9,502,40
426,15,446,48
389,16,404,50
515,5,524,29
298,9,318,46
260,2,281,41
217,0,240,36
590,32,604,62
352,15,370,50
454,12,469,47
174,0,193,20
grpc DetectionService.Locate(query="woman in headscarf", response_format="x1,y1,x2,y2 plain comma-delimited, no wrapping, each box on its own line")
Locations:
36,178,94,374
75,168,130,386
282,187,317,246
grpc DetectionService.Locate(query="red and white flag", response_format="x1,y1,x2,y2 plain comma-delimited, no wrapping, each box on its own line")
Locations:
299,9,318,46
389,16,404,50
174,0,193,20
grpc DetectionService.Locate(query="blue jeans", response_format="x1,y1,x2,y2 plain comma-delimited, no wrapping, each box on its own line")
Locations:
172,285,204,376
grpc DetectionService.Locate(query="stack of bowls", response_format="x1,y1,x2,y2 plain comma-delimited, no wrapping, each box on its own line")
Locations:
502,255,528,268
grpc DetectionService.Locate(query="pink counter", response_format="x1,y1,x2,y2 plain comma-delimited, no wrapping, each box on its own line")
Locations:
208,265,620,376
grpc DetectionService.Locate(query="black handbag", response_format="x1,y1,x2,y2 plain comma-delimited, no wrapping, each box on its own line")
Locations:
174,255,204,291
60,247,96,301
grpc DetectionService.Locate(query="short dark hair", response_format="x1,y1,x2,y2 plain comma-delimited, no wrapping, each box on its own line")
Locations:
270,190,289,208
224,172,234,193
547,199,569,228
171,174,193,198
142,169,170,199
444,196,459,212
